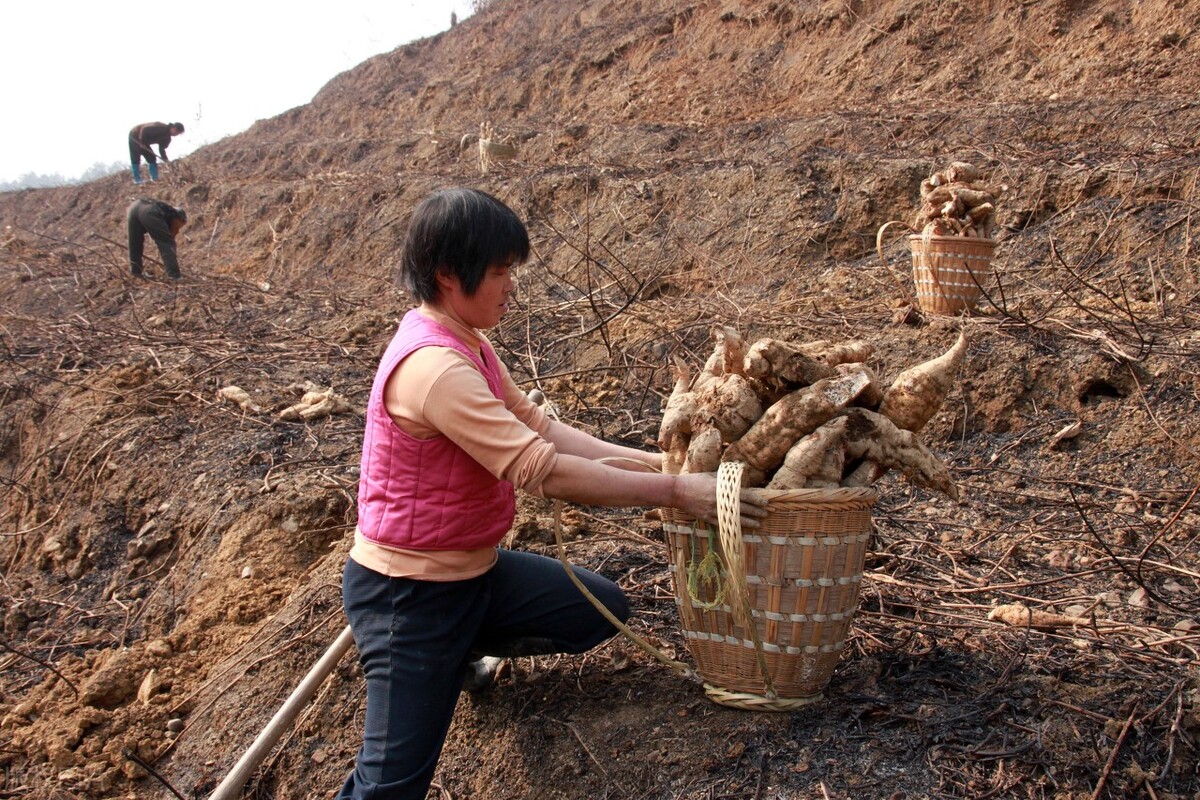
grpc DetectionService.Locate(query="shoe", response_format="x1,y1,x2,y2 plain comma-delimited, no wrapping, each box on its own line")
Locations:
462,656,506,692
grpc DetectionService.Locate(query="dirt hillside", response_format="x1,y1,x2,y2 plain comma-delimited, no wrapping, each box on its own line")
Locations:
2,0,1198,798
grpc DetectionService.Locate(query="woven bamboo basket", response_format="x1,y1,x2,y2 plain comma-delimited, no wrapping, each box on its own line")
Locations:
909,233,997,315
661,463,876,711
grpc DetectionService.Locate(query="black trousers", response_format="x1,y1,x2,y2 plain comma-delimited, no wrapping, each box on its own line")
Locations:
338,549,629,800
128,135,158,166
126,199,179,277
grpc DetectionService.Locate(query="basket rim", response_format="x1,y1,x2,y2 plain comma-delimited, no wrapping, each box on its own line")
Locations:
752,486,877,502
669,484,877,505
662,485,877,520
906,232,996,242
908,233,997,250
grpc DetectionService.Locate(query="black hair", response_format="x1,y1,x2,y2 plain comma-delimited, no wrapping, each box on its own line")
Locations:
171,122,185,133
401,188,530,303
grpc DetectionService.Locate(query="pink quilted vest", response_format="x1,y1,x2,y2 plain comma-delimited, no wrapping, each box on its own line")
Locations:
356,310,516,550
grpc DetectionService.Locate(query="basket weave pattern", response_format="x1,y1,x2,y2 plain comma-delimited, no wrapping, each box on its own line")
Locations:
909,233,996,315
662,482,876,709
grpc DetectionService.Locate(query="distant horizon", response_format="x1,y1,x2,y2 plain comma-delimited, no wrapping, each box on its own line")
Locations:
0,1,474,185
1,160,127,191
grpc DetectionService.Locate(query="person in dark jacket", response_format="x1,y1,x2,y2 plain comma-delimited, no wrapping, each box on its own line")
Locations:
128,122,184,184
127,199,187,279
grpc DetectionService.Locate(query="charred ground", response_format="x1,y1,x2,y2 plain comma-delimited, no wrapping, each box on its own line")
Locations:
2,1,1199,798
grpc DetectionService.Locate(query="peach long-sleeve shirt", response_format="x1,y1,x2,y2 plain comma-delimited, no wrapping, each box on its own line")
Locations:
349,308,557,580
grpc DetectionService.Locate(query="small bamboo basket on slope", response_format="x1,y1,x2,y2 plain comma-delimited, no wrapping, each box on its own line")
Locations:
661,462,876,711
909,231,996,315
877,221,997,316
877,159,1003,315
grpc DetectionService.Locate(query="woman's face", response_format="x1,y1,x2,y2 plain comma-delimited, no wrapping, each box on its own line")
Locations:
436,257,517,330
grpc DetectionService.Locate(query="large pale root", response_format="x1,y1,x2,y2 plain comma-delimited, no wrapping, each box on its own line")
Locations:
946,161,982,183
800,339,875,367
657,356,697,451
878,330,968,432
808,445,846,489
841,459,884,488
694,373,763,443
836,362,883,408
723,370,870,477
693,326,747,392
663,431,689,476
743,338,834,388
765,417,848,490
988,604,1090,630
218,386,261,413
682,426,722,475
279,387,353,421
841,408,958,500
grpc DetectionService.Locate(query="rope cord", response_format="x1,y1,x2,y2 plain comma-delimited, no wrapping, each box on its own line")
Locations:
685,523,726,611
544,446,697,679
551,498,697,681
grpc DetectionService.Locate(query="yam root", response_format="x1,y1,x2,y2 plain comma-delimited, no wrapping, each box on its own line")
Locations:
800,339,875,367
808,446,846,489
663,431,689,476
911,162,1005,239
766,417,849,490
835,363,883,409
723,370,870,478
946,161,981,183
743,338,835,388
694,373,763,443
921,184,954,206
694,326,747,392
841,408,958,500
967,202,994,224
279,388,353,421
218,385,261,413
655,327,961,498
658,356,697,451
841,458,884,488
878,330,967,432
682,425,722,475
987,604,1090,630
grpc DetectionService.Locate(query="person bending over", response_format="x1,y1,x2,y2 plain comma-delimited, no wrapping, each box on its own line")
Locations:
128,121,184,184
127,198,187,279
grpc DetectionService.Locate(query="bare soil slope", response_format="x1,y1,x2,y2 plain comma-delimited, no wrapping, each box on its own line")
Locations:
2,1,1199,798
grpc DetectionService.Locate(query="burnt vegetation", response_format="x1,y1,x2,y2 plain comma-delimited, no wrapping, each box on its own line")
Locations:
1,0,1199,798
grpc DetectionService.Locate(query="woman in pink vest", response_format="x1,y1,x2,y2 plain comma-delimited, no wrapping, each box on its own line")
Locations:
339,188,766,800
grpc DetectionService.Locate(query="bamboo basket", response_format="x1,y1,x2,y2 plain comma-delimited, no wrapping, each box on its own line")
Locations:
908,233,996,315
661,463,876,711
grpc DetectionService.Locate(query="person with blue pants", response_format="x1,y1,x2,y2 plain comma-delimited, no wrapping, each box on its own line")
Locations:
128,122,184,184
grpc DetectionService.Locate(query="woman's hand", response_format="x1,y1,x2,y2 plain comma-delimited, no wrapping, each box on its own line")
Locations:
670,473,770,530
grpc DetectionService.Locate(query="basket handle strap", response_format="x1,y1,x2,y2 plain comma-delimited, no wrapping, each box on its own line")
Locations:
551,468,699,682
876,220,917,306
716,462,778,699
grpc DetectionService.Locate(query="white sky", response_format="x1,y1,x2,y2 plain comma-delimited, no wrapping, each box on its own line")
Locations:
0,1,475,183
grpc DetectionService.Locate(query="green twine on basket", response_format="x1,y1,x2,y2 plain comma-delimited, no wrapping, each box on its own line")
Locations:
685,523,727,610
